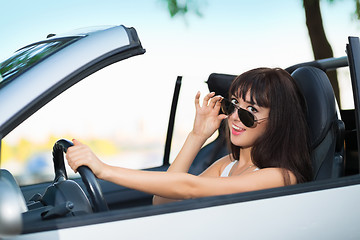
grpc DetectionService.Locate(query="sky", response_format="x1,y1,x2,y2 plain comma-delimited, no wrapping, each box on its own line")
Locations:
2,0,358,62
1,0,360,164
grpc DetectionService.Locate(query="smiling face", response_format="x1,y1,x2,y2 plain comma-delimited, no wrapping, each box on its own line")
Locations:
227,92,270,149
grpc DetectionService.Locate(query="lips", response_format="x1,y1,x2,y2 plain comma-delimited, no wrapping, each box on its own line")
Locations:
231,124,245,136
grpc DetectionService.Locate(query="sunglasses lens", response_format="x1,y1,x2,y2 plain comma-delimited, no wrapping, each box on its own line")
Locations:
221,99,256,128
238,108,255,127
221,100,235,115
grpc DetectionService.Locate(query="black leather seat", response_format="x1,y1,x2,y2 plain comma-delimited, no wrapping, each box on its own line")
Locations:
191,68,345,180
291,66,345,180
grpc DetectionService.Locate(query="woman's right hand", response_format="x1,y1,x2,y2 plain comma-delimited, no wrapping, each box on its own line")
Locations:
192,92,227,140
66,139,107,179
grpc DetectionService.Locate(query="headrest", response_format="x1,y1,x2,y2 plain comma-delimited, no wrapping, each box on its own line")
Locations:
207,73,236,98
207,68,338,149
291,66,337,148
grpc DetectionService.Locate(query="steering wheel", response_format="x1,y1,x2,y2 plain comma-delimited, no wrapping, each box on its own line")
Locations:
52,139,109,212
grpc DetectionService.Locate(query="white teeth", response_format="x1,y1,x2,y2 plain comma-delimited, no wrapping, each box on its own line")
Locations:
232,124,243,131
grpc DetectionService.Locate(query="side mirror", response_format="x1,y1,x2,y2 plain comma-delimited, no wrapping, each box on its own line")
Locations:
0,169,26,237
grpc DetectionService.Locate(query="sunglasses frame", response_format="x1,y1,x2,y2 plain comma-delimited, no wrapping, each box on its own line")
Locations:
221,98,267,128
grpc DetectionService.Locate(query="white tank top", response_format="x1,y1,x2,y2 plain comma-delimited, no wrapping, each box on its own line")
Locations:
220,160,259,177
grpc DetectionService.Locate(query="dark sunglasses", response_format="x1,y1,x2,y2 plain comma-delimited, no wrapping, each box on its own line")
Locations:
221,98,267,128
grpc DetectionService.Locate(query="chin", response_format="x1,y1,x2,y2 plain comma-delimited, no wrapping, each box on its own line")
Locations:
230,137,253,148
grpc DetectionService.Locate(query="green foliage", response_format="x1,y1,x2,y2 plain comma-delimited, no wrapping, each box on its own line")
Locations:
163,0,360,21
0,39,77,89
163,0,203,18
166,0,188,17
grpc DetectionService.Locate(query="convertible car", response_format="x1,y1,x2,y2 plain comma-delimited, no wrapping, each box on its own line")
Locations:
1,25,360,239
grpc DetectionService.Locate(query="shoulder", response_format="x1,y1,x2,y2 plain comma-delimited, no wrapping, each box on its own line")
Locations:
199,154,233,177
192,167,296,197
243,167,297,186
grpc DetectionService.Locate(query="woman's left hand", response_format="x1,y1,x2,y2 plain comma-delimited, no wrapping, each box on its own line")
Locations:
66,139,107,179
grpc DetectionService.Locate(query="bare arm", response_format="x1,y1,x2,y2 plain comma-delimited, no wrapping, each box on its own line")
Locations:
152,155,231,205
167,91,226,173
152,132,205,205
153,92,227,204
66,144,294,200
65,92,228,204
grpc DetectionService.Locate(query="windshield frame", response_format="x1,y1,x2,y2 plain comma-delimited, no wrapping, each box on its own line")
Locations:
0,36,83,90
0,36,85,89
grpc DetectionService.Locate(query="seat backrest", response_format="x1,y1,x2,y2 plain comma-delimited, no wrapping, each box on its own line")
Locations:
291,66,345,180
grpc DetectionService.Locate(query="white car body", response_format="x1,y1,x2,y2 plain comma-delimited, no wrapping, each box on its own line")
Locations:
11,184,360,240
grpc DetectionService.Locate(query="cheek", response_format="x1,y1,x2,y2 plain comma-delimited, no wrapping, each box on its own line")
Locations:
229,122,268,147
246,127,266,144
256,121,268,133
252,122,268,140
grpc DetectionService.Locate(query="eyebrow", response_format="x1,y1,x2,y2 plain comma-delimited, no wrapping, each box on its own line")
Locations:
232,95,258,106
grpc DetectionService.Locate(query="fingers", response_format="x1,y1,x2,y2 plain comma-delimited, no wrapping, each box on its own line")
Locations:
194,91,201,108
66,147,81,172
214,95,224,110
203,92,216,105
218,113,228,121
208,95,223,109
72,138,82,146
66,140,90,172
195,91,223,109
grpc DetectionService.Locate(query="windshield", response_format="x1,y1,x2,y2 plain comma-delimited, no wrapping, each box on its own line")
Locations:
0,37,81,89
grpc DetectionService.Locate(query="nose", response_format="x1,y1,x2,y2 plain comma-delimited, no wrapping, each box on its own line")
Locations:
228,109,239,121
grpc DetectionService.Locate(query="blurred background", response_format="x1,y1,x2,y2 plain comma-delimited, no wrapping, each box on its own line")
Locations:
1,0,359,184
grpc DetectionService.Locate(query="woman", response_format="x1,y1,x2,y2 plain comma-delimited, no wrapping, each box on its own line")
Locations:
66,67,312,205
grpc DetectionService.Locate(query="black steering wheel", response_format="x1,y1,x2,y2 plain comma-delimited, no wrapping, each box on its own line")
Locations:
52,139,109,212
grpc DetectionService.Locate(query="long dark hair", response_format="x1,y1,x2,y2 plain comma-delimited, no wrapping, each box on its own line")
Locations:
228,68,312,184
